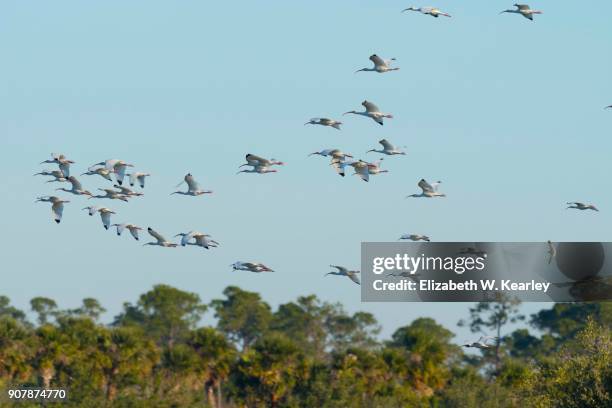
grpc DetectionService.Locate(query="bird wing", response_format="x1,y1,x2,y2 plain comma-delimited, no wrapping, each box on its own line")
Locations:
104,159,119,171
181,231,198,246
348,273,361,285
128,226,140,240
369,54,387,68
331,160,346,177
116,223,126,235
115,164,128,184
516,4,530,11
246,154,269,166
331,265,348,274
185,175,200,192
148,228,167,243
52,202,64,222
356,166,370,182
100,211,113,228
69,176,83,191
418,179,434,193
59,162,71,177
362,100,380,113
379,139,394,150
137,174,147,188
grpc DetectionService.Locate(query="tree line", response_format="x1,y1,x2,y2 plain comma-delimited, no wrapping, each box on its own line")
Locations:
0,285,610,407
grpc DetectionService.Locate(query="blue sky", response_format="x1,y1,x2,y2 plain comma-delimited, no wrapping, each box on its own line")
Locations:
2,1,611,341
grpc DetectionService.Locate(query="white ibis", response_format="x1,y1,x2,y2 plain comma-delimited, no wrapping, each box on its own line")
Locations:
500,4,542,21
36,196,69,224
566,202,598,211
55,176,93,197
239,154,284,168
112,223,143,240
171,173,212,196
305,118,342,130
402,7,451,18
309,149,353,161
144,227,178,248
89,188,130,202
367,139,406,156
326,265,360,285
407,179,446,198
355,54,399,73
97,208,116,230
127,172,151,188
113,185,143,197
236,165,278,175
175,231,219,249
231,262,274,273
40,153,74,177
462,336,498,349
399,234,430,242
82,206,100,216
34,170,67,183
344,100,393,126
81,167,113,182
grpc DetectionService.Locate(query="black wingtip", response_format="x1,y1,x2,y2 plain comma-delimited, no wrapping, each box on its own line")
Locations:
55,219,60,224
104,226,109,230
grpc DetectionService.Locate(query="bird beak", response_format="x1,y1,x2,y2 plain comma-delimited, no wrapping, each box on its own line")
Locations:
342,112,351,116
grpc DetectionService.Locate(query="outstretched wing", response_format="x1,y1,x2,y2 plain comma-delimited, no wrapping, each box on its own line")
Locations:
348,273,361,285
418,179,434,193
51,202,64,223
185,174,200,193
379,139,394,150
369,54,387,68
362,100,380,113
148,227,167,243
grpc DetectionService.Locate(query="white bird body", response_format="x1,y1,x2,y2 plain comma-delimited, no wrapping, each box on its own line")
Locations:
82,206,100,216
305,118,342,130
40,153,74,177
326,265,361,285
240,154,284,168
112,223,143,240
127,172,151,188
500,4,542,20
36,196,69,224
144,227,178,248
566,202,598,211
309,149,353,161
402,6,451,18
81,167,113,182
172,173,212,196
407,179,446,198
237,165,278,174
462,336,498,349
367,139,406,156
344,100,393,126
356,54,399,73
399,234,430,242
231,261,274,273
55,176,93,197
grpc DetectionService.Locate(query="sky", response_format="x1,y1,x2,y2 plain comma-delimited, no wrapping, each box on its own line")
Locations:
1,1,611,342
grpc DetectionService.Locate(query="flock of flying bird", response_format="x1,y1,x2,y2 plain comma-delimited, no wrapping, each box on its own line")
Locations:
35,3,605,298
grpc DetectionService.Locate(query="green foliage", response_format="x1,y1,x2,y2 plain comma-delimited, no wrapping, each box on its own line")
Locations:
0,286,609,407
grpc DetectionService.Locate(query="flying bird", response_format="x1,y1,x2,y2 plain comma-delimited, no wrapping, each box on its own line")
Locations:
309,149,353,161
326,265,360,285
500,4,542,21
399,234,430,242
96,208,116,230
231,262,274,273
40,153,74,177
80,167,113,182
171,173,212,196
36,196,69,224
82,206,100,216
236,165,278,175
175,231,219,249
355,54,399,73
34,170,67,183
402,6,451,18
462,336,498,349
89,188,130,202
127,172,151,188
239,154,284,169
55,176,93,197
111,223,143,240
113,185,143,197
367,139,406,156
566,202,598,211
304,118,342,130
407,179,446,198
144,227,178,248
547,240,556,265
344,100,393,126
